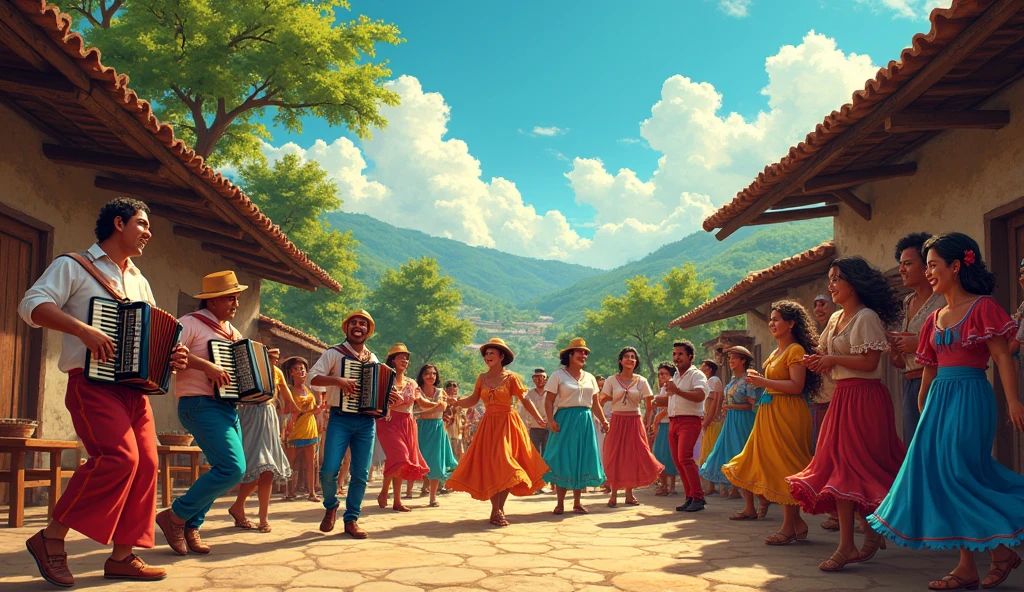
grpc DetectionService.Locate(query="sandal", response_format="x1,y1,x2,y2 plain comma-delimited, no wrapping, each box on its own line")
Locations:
853,533,887,564
489,510,510,527
820,516,840,531
258,523,272,533
929,574,980,590
428,501,440,508
282,493,296,501
765,529,808,546
983,552,1021,589
625,497,640,506
229,508,256,530
654,488,668,497
819,551,858,572
377,491,388,509
393,504,411,512
552,505,564,515
729,512,759,521
607,500,618,508
307,493,321,503
573,505,589,515
758,500,771,519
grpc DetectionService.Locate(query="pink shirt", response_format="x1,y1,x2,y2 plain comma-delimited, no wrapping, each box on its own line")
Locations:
174,309,240,398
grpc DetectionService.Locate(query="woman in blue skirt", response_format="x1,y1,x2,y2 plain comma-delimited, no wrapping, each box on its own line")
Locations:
700,346,761,509
652,362,679,495
415,363,458,507
543,337,609,514
867,233,1024,591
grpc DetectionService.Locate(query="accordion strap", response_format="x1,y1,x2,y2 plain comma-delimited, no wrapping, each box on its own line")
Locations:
59,252,127,302
332,342,370,362
187,311,239,340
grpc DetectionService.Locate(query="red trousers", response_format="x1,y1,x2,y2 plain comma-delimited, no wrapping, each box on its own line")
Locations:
53,371,158,547
669,416,704,500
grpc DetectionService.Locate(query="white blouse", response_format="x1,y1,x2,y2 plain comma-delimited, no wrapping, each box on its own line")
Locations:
544,368,599,409
600,374,653,415
820,308,890,381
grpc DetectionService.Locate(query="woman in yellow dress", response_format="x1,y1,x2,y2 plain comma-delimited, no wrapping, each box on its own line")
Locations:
698,359,725,496
280,357,321,502
446,338,549,527
722,300,820,545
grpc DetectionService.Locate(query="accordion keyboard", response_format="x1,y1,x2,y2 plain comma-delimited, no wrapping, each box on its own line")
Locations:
210,342,241,399
87,299,119,382
339,360,363,413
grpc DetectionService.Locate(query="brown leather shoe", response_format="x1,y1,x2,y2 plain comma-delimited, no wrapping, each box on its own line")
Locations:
320,507,337,533
25,530,74,588
104,554,167,581
184,528,210,554
344,520,368,539
155,509,188,556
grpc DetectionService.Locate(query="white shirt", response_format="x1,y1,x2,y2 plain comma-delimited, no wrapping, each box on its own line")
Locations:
668,365,709,417
306,341,379,408
544,368,599,409
19,243,156,372
600,374,654,415
174,309,240,398
520,387,546,429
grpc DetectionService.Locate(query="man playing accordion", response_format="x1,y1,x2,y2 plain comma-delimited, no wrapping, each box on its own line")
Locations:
19,198,187,587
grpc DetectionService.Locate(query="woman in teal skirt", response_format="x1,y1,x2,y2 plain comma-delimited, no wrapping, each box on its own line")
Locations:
867,234,1024,591
415,363,458,507
700,346,760,496
543,337,609,514
651,362,678,495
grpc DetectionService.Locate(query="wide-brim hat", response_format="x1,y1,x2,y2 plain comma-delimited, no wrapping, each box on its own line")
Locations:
192,270,248,300
342,310,375,339
479,337,515,365
559,337,591,357
280,356,309,371
723,345,754,361
387,343,411,358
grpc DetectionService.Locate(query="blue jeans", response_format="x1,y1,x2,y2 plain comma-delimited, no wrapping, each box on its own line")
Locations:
173,396,245,529
902,377,923,447
321,411,375,523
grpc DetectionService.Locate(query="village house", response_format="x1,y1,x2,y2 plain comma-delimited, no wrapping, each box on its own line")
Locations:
672,0,1024,470
0,0,340,449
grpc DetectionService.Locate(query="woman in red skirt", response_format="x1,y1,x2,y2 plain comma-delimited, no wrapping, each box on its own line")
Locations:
789,256,907,572
600,347,665,507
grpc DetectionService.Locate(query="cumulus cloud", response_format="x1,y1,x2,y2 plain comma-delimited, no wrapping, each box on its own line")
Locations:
532,125,569,136
855,0,951,19
719,0,752,17
265,31,879,269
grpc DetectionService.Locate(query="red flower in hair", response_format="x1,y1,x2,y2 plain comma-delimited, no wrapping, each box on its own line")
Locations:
964,250,977,266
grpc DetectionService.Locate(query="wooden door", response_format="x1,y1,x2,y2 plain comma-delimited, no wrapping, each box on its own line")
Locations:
0,211,44,420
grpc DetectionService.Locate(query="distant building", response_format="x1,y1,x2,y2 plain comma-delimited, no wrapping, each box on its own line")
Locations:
533,341,556,351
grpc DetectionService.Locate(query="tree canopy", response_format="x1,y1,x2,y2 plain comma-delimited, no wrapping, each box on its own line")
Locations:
58,0,403,164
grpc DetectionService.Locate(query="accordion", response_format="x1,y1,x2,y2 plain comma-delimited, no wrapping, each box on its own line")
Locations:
208,339,275,405
338,358,395,417
85,297,183,395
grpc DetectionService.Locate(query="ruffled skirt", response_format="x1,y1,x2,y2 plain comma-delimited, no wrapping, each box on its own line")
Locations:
700,408,756,485
416,418,458,481
237,403,292,483
653,423,678,476
375,411,429,481
868,367,1024,551
699,420,723,465
788,378,906,515
543,407,606,490
602,413,664,490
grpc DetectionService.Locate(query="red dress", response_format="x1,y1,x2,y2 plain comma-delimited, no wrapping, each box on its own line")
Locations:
375,379,430,481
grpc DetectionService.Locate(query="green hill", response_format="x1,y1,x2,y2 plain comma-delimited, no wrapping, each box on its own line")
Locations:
527,219,834,328
326,211,602,304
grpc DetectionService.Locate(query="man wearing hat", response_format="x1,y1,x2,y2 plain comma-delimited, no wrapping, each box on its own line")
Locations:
156,271,249,556
308,310,396,538
20,198,188,586
522,368,549,493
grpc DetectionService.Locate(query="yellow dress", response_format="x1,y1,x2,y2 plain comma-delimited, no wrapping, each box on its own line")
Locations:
721,344,813,505
699,389,725,466
446,372,549,500
287,383,320,445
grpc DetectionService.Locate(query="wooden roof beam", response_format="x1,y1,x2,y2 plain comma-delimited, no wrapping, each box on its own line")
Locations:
147,203,244,239
803,163,917,193
228,260,318,291
922,80,1004,97
95,177,204,208
750,205,839,226
831,189,872,221
42,143,163,177
885,109,1011,133
771,194,839,210
0,67,77,98
711,0,1024,240
201,243,291,275
173,226,265,255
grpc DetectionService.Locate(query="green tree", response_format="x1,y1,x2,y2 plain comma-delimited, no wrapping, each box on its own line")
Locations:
238,154,364,342
369,258,475,365
59,0,402,164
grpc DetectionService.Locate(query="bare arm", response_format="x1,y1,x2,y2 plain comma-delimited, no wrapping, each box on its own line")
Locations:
988,336,1024,432
521,398,547,428
545,391,559,432
591,393,608,429
805,350,882,373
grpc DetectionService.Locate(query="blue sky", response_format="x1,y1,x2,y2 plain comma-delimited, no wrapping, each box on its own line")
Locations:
263,0,947,268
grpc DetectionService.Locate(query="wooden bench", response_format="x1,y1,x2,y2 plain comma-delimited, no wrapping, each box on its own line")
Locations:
0,437,79,528
157,445,202,509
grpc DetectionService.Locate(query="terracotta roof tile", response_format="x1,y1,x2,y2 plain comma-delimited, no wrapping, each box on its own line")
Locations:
703,0,995,232
669,241,835,328
258,315,329,350
11,0,340,291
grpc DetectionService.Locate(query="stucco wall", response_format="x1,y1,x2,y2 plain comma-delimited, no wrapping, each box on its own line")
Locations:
742,277,831,368
835,77,1024,267
0,103,263,441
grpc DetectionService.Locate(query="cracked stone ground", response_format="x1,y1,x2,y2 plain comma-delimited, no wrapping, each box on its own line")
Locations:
0,483,987,591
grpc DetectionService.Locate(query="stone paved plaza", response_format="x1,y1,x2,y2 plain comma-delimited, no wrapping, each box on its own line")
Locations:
0,483,996,592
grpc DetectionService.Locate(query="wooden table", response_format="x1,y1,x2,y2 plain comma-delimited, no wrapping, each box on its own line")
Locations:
0,437,79,528
157,445,202,509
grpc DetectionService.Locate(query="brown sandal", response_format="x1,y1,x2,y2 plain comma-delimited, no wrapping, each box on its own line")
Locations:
983,552,1021,589
552,505,564,515
625,497,640,505
729,512,758,521
853,533,886,564
819,551,858,572
758,500,771,519
489,510,510,527
257,523,271,533
229,508,256,530
573,505,588,514
765,529,808,546
929,574,980,590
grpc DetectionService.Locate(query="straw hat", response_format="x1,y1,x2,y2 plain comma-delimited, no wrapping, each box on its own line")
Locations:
387,343,411,358
723,345,754,361
342,310,375,339
559,337,591,357
280,355,309,372
479,337,515,365
192,271,248,299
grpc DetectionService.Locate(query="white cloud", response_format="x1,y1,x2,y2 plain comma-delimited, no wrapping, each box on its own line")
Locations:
532,125,569,136
719,0,752,17
855,0,951,19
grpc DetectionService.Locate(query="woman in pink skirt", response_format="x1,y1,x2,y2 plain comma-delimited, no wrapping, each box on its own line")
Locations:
789,257,907,572
600,347,665,507
376,344,445,512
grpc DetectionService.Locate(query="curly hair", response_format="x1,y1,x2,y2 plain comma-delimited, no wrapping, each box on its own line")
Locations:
830,256,902,327
657,361,676,378
923,232,996,296
770,300,822,400
95,197,150,242
416,364,441,390
894,232,932,264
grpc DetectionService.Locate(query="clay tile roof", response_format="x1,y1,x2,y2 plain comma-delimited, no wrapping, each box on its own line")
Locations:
702,0,1008,233
258,315,329,350
10,0,340,291
670,241,835,329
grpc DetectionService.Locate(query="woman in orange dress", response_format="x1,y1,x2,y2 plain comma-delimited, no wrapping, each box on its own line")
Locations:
446,338,549,527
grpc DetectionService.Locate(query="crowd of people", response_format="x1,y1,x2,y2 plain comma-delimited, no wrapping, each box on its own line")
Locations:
15,197,1024,592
